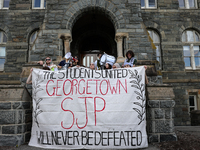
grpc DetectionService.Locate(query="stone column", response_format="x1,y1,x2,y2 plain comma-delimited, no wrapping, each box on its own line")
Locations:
147,85,177,143
64,36,72,54
115,33,128,63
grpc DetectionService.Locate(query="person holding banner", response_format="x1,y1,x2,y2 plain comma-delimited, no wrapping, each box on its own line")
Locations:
112,63,121,69
123,50,137,67
94,52,103,70
58,52,75,69
89,62,95,70
104,62,113,69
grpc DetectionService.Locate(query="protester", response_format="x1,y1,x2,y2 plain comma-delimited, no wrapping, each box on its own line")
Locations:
89,62,95,70
112,63,121,69
37,56,55,69
104,62,112,69
58,52,73,69
95,52,103,70
123,50,137,67
123,62,132,68
26,67,50,84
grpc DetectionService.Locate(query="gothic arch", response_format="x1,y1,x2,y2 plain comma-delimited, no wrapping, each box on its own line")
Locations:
61,0,126,32
0,23,11,41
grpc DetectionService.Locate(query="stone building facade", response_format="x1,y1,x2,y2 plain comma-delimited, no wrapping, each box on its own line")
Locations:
0,0,200,146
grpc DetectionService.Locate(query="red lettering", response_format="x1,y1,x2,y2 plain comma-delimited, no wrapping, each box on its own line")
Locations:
94,97,106,126
63,79,72,96
71,79,78,95
86,79,92,94
46,80,55,96
119,79,127,94
108,80,118,94
99,80,109,95
78,79,85,95
94,79,100,94
61,97,74,129
76,97,92,129
56,80,63,96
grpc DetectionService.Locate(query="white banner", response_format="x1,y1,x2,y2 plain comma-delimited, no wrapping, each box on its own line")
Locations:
29,66,148,149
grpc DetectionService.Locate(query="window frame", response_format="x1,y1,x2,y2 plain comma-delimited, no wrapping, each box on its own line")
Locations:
0,31,7,71
178,0,198,9
141,0,157,9
189,95,197,112
0,0,10,9
32,0,46,9
182,30,200,70
147,29,162,69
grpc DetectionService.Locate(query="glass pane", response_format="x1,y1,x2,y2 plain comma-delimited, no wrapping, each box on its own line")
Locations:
182,32,186,42
91,56,93,63
195,32,199,42
44,0,46,7
30,32,37,43
178,0,185,7
141,0,145,7
0,32,2,43
184,57,191,67
149,0,155,7
194,46,200,56
0,47,6,56
183,46,191,56
3,33,7,43
187,31,194,42
0,59,5,70
189,96,195,106
195,57,200,67
34,0,41,7
189,0,195,8
156,46,160,56
148,30,153,39
156,57,160,62
153,32,159,42
3,0,10,8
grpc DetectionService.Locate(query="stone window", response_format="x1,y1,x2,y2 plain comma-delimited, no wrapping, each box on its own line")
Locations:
182,30,200,69
178,0,198,9
148,29,162,69
32,0,46,9
141,0,157,9
0,0,10,9
189,95,197,112
0,31,7,71
30,30,38,44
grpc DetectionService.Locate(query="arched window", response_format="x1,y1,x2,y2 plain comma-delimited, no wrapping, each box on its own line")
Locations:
0,31,7,71
182,30,200,69
141,0,157,9
0,0,10,9
178,0,197,9
30,30,38,44
147,29,162,69
32,0,46,9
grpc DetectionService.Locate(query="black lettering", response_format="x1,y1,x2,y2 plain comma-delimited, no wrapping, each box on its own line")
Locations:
122,69,128,78
58,71,65,79
67,131,73,145
114,131,120,146
95,131,101,145
131,131,136,146
117,70,122,78
73,131,80,145
82,130,88,145
125,131,131,146
119,131,126,146
61,131,67,145
137,130,142,146
51,131,58,145
107,131,113,146
87,131,93,145
102,131,107,146
95,70,101,79
50,72,56,79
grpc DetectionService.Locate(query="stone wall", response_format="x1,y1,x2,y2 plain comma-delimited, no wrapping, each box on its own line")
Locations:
0,85,32,146
147,85,177,142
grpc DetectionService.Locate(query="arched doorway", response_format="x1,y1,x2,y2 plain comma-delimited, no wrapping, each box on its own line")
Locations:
70,10,117,67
